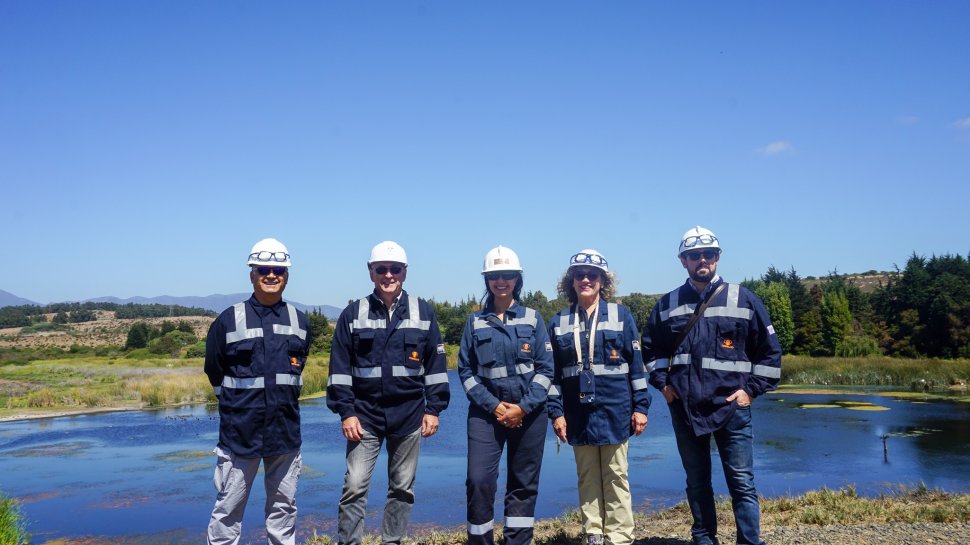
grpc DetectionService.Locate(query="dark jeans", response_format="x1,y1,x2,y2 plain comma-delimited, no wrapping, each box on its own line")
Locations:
669,405,765,545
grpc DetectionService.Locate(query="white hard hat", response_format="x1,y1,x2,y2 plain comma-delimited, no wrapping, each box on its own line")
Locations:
247,238,292,267
568,248,609,272
368,240,408,265
678,226,720,256
481,245,523,274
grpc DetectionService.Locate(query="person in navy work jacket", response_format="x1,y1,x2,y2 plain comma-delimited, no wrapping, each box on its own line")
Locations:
641,226,782,545
458,246,554,545
547,249,650,545
204,237,312,545
327,240,450,545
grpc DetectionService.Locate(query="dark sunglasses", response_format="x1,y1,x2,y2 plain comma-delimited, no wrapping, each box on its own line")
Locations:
684,249,719,261
485,271,518,282
255,266,288,276
573,269,601,281
372,265,404,275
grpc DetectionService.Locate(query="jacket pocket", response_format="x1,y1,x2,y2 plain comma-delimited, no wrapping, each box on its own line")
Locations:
287,337,307,375
602,331,626,365
516,327,536,363
352,330,377,362
226,338,259,377
403,330,427,367
714,322,746,362
474,330,497,366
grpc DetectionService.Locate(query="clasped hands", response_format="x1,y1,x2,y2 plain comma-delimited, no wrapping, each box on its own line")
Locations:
493,401,525,428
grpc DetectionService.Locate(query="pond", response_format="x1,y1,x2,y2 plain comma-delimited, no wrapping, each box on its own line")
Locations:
1,373,969,544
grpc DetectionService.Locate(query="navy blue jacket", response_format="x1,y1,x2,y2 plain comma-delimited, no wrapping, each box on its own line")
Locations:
327,290,450,438
642,277,782,435
547,300,651,446
457,302,554,417
204,295,312,457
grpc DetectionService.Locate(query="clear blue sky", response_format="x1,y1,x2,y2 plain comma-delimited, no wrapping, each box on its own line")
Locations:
3,1,969,308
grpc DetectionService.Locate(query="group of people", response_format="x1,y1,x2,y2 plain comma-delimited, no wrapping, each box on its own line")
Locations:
202,226,783,545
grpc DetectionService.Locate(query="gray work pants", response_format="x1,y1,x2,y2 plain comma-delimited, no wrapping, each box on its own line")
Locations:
206,446,302,545
337,428,421,545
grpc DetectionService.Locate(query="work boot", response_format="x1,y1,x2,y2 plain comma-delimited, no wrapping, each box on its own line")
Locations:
586,534,604,545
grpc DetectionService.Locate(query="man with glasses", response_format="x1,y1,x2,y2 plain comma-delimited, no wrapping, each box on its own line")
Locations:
205,238,312,545
641,227,781,545
327,240,451,545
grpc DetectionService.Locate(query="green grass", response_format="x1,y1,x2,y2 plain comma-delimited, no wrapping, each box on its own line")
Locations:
0,493,29,545
781,355,970,391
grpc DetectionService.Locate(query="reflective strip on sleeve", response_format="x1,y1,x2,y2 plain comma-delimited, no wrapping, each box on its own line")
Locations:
767,325,776,335
424,372,449,385
396,296,431,331
548,384,561,396
350,298,386,332
462,376,480,393
631,377,648,391
392,365,424,377
505,516,534,528
222,376,265,389
353,367,382,378
272,304,308,340
671,354,691,367
753,364,782,379
532,374,552,390
328,374,353,386
468,520,494,535
276,374,303,386
647,357,669,372
226,302,264,344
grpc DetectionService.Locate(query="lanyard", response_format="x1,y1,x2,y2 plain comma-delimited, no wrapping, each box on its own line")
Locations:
572,302,599,370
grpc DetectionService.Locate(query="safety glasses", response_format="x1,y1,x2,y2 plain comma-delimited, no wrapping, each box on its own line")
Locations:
249,251,290,263
572,269,602,281
682,234,718,249
372,265,405,276
570,252,608,268
254,266,288,276
684,249,719,261
485,271,518,282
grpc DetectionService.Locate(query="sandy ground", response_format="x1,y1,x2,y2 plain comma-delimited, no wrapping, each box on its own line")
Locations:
0,312,213,349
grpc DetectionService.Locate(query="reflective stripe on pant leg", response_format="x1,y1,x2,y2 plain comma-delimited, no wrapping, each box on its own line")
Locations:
572,444,605,536
467,407,503,545
264,450,302,545
601,441,634,545
338,431,383,545
207,446,260,545
383,428,421,545
501,409,545,545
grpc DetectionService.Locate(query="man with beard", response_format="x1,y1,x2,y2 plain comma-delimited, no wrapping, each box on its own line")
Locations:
641,226,782,545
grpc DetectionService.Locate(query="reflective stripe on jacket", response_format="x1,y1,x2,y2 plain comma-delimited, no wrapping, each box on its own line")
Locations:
327,290,450,438
547,300,650,446
457,302,554,416
204,295,312,457
642,278,782,435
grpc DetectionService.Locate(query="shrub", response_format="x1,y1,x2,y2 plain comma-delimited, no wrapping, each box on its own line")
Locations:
0,493,30,545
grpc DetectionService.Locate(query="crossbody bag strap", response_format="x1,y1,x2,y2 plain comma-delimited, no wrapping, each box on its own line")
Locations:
669,283,727,359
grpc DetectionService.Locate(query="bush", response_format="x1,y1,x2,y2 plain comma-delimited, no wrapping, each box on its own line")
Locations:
124,348,155,360
185,341,206,359
836,335,882,358
0,493,30,545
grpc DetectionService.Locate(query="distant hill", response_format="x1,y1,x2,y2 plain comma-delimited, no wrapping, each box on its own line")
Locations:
0,290,341,319
0,289,40,307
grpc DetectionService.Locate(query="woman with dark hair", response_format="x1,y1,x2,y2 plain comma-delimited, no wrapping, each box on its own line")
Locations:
547,248,651,545
457,245,555,545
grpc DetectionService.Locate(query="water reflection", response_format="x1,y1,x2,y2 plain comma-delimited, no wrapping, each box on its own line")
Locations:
1,375,968,544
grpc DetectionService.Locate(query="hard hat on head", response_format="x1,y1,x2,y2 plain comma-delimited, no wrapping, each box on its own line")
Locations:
481,245,523,274
678,226,720,256
368,240,408,265
247,238,291,267
568,248,609,272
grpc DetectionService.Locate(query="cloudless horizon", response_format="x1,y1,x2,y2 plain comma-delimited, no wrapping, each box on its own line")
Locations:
3,2,969,308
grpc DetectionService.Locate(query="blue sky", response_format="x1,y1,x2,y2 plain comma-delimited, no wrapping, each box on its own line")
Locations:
3,1,969,308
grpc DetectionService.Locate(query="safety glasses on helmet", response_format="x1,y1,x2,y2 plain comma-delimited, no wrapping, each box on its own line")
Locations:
485,271,518,282
681,234,718,249
372,265,404,275
254,266,288,276
570,252,608,267
684,249,719,261
249,251,290,263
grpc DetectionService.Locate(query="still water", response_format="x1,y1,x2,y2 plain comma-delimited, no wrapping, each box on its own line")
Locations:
1,372,969,544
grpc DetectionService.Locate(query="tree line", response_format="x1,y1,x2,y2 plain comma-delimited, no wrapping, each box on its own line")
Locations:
0,302,215,328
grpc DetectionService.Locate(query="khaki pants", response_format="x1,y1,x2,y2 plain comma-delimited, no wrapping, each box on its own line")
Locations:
573,441,634,545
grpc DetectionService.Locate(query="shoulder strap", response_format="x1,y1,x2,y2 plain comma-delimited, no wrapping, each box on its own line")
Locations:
670,283,727,359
